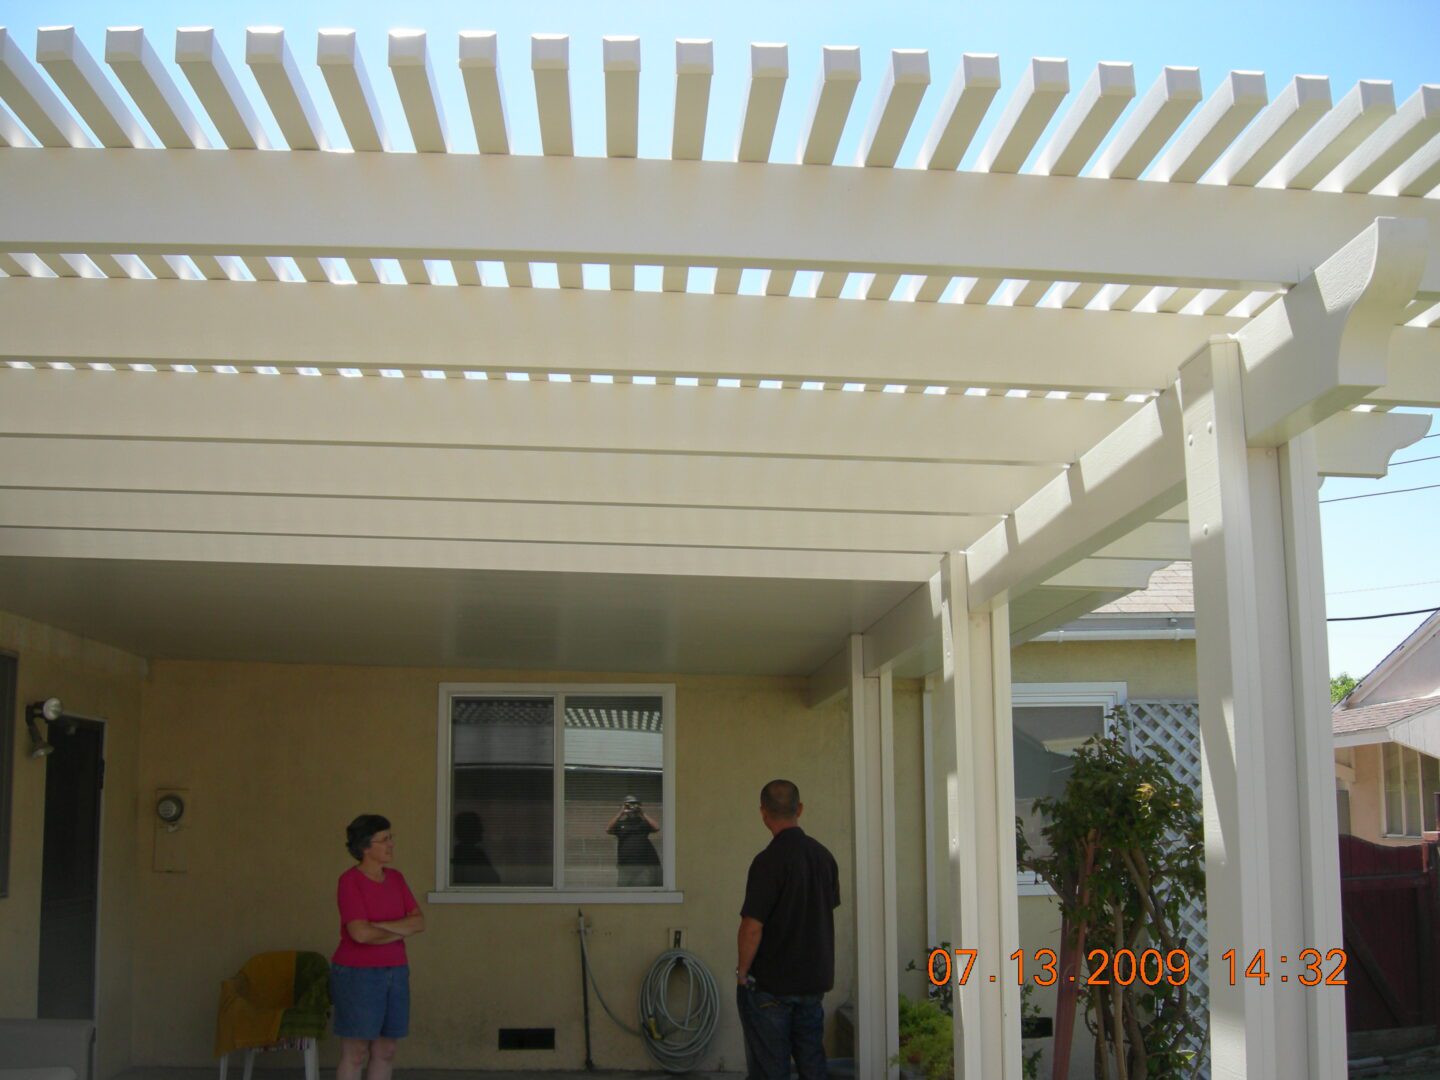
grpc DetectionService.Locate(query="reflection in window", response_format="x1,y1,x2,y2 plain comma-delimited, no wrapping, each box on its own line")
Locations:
563,696,664,889
450,697,555,886
1014,704,1106,860
1382,743,1440,838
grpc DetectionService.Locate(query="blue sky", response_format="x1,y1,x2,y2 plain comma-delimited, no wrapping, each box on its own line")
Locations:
2,0,1437,678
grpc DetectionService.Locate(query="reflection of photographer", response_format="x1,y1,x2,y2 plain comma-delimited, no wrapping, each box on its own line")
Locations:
605,795,661,887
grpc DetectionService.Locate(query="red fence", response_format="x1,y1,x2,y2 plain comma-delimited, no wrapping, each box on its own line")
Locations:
1339,834,1440,1032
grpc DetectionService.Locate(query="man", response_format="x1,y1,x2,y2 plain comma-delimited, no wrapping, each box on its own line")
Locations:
606,794,662,887
736,779,841,1080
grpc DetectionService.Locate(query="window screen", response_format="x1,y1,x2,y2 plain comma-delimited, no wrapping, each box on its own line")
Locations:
1014,704,1106,860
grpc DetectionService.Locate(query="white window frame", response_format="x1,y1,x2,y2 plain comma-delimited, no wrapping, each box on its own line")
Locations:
1012,682,1128,897
430,682,680,904
1381,741,1440,839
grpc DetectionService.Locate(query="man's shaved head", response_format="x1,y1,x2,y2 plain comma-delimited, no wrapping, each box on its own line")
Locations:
761,779,800,819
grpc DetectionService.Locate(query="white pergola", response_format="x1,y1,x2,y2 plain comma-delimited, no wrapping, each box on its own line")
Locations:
1,23,1437,1078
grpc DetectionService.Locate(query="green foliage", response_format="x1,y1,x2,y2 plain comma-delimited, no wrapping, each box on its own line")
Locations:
897,950,1042,1080
1331,672,1359,705
1016,707,1206,1078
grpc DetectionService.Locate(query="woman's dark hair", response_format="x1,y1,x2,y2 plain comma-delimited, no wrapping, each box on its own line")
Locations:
346,814,391,861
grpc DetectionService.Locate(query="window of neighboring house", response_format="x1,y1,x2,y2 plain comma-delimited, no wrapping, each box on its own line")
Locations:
435,684,676,902
1382,742,1440,838
1012,683,1126,891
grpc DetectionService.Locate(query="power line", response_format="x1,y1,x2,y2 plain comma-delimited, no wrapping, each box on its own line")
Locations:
1328,579,1440,596
1320,481,1440,504
1328,607,1440,623
1390,454,1440,467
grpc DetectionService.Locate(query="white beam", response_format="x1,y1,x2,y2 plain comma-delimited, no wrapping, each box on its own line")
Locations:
1311,409,1428,477
1150,70,1267,183
917,52,1000,170
245,27,328,151
1009,587,1130,645
36,25,150,148
0,98,34,146
1089,66,1201,179
736,43,787,163
175,27,270,149
0,369,1137,467
1318,84,1440,194
0,437,1057,518
602,36,640,159
856,49,929,168
317,28,389,152
671,39,712,161
797,45,860,165
975,57,1068,174
1261,79,1394,190
1235,215,1426,445
459,31,508,154
105,26,208,148
389,30,448,153
12,151,1440,295
532,34,572,157
0,27,92,147
1376,131,1440,198
1033,61,1134,177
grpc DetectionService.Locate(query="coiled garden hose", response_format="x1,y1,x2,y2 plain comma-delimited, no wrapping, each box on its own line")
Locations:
578,913,720,1073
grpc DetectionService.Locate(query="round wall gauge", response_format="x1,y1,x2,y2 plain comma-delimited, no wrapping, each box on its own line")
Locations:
156,793,186,824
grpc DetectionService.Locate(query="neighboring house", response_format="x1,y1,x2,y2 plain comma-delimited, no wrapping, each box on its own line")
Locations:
1334,611,1440,844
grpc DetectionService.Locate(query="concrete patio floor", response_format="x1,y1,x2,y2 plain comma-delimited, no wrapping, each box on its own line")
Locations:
116,1068,746,1080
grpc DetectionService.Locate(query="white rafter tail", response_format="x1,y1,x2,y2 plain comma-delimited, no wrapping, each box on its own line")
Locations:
291,255,327,283
1238,216,1427,445
175,27,270,149
458,31,509,154
188,253,231,281
1198,288,1248,315
504,262,532,288
860,273,901,301
917,52,1000,170
452,260,482,286
1376,131,1440,198
388,30,448,153
1318,84,1440,194
347,258,379,284
812,270,848,299
962,277,1002,305
37,25,150,148
974,57,1069,174
1089,65,1201,179
762,269,797,297
1205,74,1331,186
1150,70,1267,183
797,45,861,165
905,275,949,303
0,253,32,277
1033,61,1134,177
1262,79,1395,190
245,27,328,151
317,28,389,152
85,252,130,279
243,255,279,282
857,49,930,168
713,267,743,294
966,390,1188,609
736,43,788,163
0,99,35,146
995,279,1051,307
106,27,210,149
610,264,635,291
1041,558,1170,592
672,39,713,161
602,36,640,159
396,258,431,285
1313,410,1430,478
137,254,180,280
1156,286,1201,313
556,263,583,289
1096,283,1150,312
529,34,573,157
38,253,80,278
660,266,686,293
1050,281,1103,310
0,27,93,147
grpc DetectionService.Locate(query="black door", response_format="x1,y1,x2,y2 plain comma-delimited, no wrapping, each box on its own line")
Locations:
37,716,104,1020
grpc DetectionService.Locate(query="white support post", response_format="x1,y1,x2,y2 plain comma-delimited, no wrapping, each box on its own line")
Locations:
1179,338,1346,1079
849,636,899,1078
937,554,1022,1079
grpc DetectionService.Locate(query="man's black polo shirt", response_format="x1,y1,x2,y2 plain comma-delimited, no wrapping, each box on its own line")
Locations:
741,825,841,995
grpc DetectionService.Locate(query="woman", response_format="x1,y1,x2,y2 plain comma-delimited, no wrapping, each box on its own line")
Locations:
331,815,425,1080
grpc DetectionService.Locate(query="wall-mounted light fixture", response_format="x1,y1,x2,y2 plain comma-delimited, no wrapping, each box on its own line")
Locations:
23,698,61,759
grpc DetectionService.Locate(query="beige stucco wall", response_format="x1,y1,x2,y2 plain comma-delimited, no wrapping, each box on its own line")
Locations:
0,611,145,1080
133,660,895,1073
1344,742,1426,848
1013,638,1198,700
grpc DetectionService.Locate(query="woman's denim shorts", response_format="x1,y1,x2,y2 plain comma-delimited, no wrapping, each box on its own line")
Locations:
330,964,410,1040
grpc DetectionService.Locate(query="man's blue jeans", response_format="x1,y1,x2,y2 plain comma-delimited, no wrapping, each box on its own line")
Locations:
737,984,828,1079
